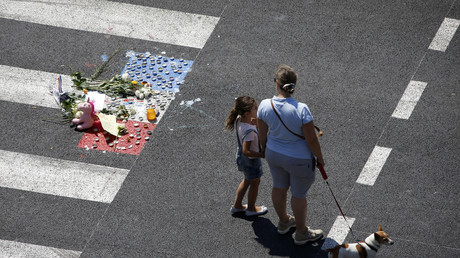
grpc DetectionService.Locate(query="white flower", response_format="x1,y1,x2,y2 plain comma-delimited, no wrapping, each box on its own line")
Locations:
121,72,129,81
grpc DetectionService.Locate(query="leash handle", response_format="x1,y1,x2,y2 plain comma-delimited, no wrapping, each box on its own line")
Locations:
318,163,328,180
315,126,323,137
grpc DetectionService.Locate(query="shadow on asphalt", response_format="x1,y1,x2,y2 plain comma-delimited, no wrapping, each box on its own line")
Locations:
232,213,328,257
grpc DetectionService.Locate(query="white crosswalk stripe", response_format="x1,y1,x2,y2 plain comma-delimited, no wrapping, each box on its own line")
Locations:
0,149,129,203
0,1,219,256
0,239,81,258
0,0,220,49
0,65,72,109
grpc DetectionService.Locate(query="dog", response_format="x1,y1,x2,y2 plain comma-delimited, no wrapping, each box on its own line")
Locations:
326,225,394,258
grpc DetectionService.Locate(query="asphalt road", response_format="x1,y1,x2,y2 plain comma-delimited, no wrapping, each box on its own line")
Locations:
0,0,459,257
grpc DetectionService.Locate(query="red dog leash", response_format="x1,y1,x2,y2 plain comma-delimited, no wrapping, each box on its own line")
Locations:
318,163,358,241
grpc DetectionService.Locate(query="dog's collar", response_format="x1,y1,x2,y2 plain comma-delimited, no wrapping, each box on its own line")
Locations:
363,238,379,252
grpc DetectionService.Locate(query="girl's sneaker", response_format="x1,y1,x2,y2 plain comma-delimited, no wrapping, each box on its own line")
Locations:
277,215,296,234
292,227,323,245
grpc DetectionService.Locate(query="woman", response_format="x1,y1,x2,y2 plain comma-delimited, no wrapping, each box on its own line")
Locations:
257,64,325,245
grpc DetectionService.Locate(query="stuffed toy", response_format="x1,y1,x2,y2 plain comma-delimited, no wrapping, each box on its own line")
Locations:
72,99,96,130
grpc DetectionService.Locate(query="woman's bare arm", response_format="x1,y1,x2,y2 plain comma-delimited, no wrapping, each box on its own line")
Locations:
257,119,269,153
302,121,325,166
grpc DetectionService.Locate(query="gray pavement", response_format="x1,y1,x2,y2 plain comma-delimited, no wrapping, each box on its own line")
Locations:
0,1,459,257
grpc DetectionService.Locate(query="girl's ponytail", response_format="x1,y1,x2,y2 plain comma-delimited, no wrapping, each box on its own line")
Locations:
225,96,256,131
225,107,238,131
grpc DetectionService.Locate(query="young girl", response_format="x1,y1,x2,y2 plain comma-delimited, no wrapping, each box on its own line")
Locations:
225,96,268,216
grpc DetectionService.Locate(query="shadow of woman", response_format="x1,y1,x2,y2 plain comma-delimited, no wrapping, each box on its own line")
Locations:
249,217,329,258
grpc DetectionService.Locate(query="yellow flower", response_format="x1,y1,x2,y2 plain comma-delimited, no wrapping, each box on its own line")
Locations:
131,80,138,85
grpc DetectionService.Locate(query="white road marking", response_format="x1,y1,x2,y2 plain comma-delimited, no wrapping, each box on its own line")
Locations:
0,149,129,203
0,65,72,109
0,239,81,258
0,0,219,49
322,216,356,250
391,81,427,120
428,18,460,52
356,146,392,186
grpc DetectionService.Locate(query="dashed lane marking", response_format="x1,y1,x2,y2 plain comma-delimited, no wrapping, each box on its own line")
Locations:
0,0,220,49
322,216,356,250
356,146,392,186
0,239,81,258
428,17,460,52
0,149,129,203
322,14,457,258
391,80,428,120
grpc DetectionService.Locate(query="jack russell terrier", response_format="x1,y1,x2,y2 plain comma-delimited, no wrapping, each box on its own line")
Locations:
326,225,394,258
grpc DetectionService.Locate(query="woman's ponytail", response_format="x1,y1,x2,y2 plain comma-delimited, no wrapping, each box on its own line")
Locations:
282,83,296,93
276,64,297,94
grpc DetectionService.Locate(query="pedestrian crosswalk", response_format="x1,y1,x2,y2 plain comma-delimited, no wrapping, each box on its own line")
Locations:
0,1,219,256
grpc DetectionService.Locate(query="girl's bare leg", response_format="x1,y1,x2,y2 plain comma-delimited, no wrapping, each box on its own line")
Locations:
246,178,263,212
233,179,250,209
